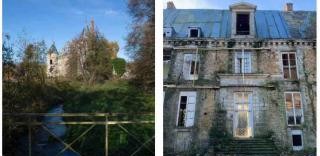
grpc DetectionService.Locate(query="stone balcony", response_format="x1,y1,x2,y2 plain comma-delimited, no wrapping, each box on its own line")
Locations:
217,73,273,87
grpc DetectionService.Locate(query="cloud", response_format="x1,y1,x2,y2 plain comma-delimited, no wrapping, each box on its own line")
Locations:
163,0,221,9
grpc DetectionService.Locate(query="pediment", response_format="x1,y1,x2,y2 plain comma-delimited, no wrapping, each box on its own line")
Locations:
229,2,257,11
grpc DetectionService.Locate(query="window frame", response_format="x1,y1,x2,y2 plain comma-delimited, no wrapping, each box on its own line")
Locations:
176,91,197,128
234,51,252,74
281,52,299,80
284,92,304,126
164,27,173,38
236,13,250,35
188,27,200,38
183,53,200,80
291,130,303,151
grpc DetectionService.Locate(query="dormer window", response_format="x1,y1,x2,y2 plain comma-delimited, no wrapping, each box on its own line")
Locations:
229,2,256,38
164,27,173,38
236,13,250,35
188,27,200,38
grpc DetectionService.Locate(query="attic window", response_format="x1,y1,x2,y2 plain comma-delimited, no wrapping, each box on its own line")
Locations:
164,27,173,37
236,13,250,35
188,27,200,38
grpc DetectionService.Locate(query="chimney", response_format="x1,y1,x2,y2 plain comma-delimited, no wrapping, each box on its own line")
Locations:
167,1,176,9
284,3,293,12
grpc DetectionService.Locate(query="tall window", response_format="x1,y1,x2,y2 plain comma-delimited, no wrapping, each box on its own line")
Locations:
183,54,199,80
50,59,53,65
236,13,250,35
163,50,172,80
291,130,303,151
177,92,196,127
282,52,298,79
235,52,251,73
285,92,303,125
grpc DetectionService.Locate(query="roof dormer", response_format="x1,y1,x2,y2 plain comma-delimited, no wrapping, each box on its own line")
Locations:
188,27,201,38
230,2,256,38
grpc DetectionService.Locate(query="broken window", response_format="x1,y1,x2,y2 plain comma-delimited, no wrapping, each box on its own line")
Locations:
235,52,251,73
236,13,250,35
183,54,200,80
291,130,303,151
164,50,172,80
188,27,200,38
50,59,53,65
190,60,199,75
282,52,298,79
177,92,196,127
285,92,303,125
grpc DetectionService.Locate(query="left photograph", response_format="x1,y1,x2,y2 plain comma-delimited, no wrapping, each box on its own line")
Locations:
3,0,155,155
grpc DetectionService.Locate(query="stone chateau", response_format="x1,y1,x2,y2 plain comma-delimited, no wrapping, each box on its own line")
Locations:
163,2,316,155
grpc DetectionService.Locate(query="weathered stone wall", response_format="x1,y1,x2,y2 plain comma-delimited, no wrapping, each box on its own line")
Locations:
164,43,316,154
163,88,216,153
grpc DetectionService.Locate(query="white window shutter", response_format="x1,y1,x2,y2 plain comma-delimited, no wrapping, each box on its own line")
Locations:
185,94,196,127
246,53,251,73
183,54,192,79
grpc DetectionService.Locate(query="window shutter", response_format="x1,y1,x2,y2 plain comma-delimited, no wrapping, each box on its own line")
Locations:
185,93,196,127
183,54,192,79
245,53,251,73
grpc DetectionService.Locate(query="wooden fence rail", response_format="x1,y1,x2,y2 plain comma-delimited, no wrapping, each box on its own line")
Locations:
3,113,155,156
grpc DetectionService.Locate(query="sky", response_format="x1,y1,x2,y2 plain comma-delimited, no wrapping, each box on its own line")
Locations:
163,0,316,10
3,0,131,61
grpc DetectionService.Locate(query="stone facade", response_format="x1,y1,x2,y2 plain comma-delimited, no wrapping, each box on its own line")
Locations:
163,2,316,155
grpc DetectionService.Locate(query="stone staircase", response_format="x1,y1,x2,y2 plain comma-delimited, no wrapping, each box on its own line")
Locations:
207,138,279,156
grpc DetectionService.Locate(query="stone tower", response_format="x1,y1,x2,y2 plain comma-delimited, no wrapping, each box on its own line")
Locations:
47,43,59,77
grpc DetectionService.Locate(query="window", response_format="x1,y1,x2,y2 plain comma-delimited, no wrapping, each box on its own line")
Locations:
163,50,172,80
50,59,53,65
177,92,196,127
183,54,199,80
236,13,250,35
234,92,253,137
285,92,303,125
164,27,173,38
235,52,251,73
282,52,298,79
188,27,200,38
291,130,303,151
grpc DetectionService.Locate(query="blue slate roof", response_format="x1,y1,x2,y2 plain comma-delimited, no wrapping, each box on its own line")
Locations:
164,9,316,39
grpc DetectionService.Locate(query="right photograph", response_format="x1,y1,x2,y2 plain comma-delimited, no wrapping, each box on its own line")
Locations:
163,0,316,155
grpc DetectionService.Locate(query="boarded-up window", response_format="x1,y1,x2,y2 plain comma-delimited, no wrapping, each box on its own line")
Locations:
177,92,197,127
285,92,303,125
282,52,298,79
183,54,200,80
291,130,303,151
236,13,250,35
235,52,251,73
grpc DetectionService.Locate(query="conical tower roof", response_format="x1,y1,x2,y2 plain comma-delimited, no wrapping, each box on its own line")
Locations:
48,42,58,54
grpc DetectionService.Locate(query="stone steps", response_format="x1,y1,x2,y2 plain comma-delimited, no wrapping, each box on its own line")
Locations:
207,138,279,156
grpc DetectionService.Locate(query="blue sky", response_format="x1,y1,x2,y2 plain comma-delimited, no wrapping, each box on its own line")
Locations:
3,0,131,60
163,0,316,10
